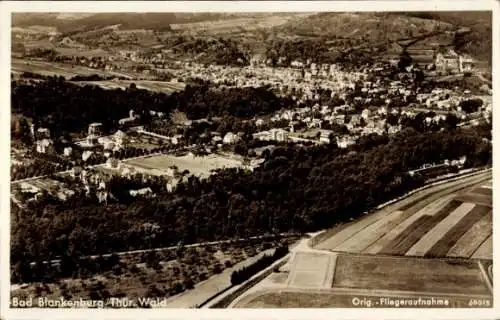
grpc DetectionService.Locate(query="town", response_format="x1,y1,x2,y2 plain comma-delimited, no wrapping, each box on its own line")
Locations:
10,11,493,309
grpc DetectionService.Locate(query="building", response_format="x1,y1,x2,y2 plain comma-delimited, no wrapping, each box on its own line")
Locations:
36,127,51,140
319,129,334,144
119,109,139,127
36,138,54,154
114,130,128,148
88,123,103,136
63,147,73,157
269,128,289,142
87,122,103,146
336,135,356,149
252,128,289,142
435,49,474,73
223,132,241,144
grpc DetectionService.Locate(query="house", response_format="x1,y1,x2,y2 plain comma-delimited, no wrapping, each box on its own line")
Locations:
129,187,154,198
36,127,51,140
319,129,334,144
171,134,183,145
63,147,73,157
253,129,289,142
114,130,128,148
88,122,103,136
82,150,94,162
36,138,54,154
212,136,223,144
269,128,289,142
361,109,372,120
349,115,362,127
223,132,241,144
336,135,356,148
307,118,322,129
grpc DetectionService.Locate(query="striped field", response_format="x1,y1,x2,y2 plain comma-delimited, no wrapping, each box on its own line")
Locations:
315,180,492,260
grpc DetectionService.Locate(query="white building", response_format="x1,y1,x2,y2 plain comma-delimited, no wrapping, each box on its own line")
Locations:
36,138,54,154
223,132,241,144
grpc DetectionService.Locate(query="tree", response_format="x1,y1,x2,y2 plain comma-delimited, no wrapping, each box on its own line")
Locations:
398,50,413,72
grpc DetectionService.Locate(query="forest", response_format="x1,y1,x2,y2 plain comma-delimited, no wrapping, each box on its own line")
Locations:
11,126,491,283
11,79,293,137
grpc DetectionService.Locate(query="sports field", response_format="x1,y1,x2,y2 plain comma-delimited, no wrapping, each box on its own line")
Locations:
314,177,492,260
125,153,246,178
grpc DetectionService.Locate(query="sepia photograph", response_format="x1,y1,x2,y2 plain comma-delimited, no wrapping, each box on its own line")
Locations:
1,1,496,316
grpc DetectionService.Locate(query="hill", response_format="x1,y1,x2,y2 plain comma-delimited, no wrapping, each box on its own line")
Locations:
275,12,491,64
12,13,295,34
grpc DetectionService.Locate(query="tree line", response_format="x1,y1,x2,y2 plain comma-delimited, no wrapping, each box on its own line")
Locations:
11,79,292,137
11,126,491,284
230,246,289,285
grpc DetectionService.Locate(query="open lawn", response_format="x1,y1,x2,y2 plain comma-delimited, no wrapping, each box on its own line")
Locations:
332,254,490,295
125,153,246,178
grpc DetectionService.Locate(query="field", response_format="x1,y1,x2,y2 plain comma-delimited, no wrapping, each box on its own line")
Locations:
170,14,313,34
125,153,246,178
234,289,489,308
12,58,132,79
285,253,335,288
73,80,185,93
314,177,492,260
228,172,493,308
332,254,490,295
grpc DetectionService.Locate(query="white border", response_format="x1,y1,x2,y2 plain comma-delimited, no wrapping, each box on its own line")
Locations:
0,1,498,319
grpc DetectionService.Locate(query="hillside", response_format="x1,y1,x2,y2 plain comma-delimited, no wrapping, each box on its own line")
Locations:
12,13,295,34
275,12,491,64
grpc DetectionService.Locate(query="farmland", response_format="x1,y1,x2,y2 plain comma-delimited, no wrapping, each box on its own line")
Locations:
332,254,489,295
313,175,492,260
72,80,185,93
226,171,493,308
11,58,133,79
234,289,489,308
